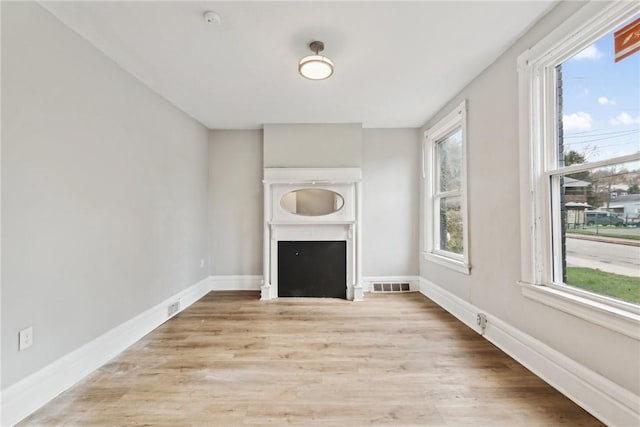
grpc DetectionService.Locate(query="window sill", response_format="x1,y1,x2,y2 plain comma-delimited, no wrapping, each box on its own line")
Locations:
519,282,640,340
423,252,470,275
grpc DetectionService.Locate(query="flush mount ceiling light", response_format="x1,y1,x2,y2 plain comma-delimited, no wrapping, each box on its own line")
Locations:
298,41,334,80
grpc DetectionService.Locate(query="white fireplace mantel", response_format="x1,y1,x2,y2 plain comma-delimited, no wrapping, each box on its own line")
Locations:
261,168,363,301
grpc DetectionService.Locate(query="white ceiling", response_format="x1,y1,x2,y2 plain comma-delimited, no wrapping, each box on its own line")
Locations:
41,1,557,129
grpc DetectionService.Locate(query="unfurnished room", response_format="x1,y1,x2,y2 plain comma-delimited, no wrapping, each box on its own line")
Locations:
1,1,639,426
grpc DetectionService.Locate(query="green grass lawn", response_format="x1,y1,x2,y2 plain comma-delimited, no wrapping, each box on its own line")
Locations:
566,267,640,304
566,229,640,241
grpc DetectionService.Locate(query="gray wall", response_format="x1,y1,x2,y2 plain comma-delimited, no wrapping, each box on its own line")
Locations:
208,130,263,275
1,2,209,388
208,126,419,279
419,1,640,395
263,124,362,167
363,129,419,276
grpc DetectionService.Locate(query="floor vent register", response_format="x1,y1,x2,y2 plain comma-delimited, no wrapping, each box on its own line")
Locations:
371,282,411,293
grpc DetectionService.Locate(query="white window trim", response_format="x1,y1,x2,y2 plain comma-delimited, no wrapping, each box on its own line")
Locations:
517,0,640,339
423,100,470,275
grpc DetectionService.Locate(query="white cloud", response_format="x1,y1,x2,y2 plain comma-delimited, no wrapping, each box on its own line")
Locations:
610,112,640,126
572,44,602,60
563,112,593,132
597,96,616,105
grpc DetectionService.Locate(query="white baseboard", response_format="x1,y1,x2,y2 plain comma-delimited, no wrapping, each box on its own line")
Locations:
362,276,420,292
209,275,262,291
1,277,211,427
417,278,480,330
210,275,423,294
419,277,640,427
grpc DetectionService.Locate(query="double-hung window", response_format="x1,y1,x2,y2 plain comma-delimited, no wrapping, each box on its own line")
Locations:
423,101,470,274
518,1,640,338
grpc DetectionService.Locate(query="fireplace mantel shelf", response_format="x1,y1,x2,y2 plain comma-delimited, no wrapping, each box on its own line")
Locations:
269,220,355,226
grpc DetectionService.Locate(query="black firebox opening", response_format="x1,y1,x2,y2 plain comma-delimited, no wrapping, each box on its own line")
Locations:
278,240,347,299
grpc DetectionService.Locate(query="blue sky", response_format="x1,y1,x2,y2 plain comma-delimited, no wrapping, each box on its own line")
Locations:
561,20,640,165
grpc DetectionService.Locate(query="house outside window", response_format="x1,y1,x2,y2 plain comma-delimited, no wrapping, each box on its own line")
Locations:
518,2,640,338
423,101,470,274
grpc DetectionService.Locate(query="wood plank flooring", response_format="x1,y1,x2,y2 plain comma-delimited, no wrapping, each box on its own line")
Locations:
20,291,602,426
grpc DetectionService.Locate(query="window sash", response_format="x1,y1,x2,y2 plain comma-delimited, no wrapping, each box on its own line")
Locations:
423,100,469,272
433,191,464,258
435,129,463,194
546,153,640,177
546,157,640,311
517,0,640,337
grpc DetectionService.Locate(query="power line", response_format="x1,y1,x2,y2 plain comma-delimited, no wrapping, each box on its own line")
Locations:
564,129,639,138
565,139,639,150
562,131,640,145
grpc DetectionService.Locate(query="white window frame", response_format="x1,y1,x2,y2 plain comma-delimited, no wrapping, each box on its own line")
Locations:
517,1,640,339
423,100,470,274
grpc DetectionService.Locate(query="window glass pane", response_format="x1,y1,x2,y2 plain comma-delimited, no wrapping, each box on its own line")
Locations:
558,15,640,168
554,15,640,306
438,196,463,254
558,161,640,304
437,129,462,192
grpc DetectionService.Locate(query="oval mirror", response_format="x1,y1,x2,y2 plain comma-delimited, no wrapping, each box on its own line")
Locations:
280,188,344,216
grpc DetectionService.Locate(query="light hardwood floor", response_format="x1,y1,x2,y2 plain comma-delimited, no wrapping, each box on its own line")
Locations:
20,291,602,426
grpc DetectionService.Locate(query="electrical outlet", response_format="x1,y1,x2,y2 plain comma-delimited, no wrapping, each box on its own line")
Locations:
167,301,180,318
476,313,487,331
19,327,33,351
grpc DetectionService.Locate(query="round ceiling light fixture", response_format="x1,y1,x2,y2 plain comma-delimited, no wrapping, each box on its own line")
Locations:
298,41,334,80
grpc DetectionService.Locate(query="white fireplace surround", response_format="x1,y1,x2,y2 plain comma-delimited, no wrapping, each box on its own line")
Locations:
261,168,363,301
